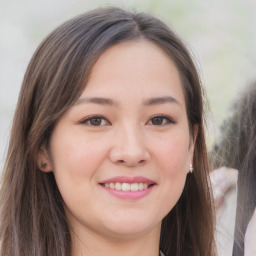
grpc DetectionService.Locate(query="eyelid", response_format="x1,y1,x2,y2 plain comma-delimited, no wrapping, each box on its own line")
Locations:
80,115,111,126
147,115,176,125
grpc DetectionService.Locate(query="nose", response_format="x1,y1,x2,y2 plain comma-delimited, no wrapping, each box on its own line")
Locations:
109,125,150,167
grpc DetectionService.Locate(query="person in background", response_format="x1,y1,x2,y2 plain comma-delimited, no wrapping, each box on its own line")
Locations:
210,81,256,256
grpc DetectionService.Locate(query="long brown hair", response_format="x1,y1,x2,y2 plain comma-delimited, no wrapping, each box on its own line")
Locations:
0,7,216,256
211,82,256,256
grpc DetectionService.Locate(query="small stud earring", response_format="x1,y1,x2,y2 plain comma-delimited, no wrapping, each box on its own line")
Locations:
189,163,193,173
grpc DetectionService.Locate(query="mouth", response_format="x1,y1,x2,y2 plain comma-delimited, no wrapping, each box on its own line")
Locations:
101,182,154,191
99,176,156,200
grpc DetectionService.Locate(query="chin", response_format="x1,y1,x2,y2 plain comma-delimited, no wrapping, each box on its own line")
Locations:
101,214,160,238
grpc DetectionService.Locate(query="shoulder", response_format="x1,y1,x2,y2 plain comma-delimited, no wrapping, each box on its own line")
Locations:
244,209,256,256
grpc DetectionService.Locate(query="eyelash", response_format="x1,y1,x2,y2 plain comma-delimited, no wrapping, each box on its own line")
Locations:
80,115,111,126
147,115,176,126
80,115,176,127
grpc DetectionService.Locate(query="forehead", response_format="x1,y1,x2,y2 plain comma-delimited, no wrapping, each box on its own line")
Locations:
81,40,185,106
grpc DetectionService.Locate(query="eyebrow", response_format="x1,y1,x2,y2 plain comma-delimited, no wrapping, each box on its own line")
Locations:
75,97,118,106
143,96,182,107
75,96,181,107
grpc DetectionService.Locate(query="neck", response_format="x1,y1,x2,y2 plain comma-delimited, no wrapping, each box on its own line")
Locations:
71,224,161,256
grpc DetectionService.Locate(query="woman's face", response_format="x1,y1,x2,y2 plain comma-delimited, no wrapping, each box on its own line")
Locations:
42,40,196,241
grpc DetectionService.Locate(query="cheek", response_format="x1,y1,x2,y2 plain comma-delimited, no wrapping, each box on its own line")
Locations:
50,131,107,177
155,136,190,176
153,135,190,211
50,133,107,208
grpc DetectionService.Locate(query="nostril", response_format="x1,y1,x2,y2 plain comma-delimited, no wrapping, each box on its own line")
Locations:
116,159,145,166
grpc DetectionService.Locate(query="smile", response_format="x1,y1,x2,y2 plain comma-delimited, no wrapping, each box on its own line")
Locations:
103,182,149,191
99,176,156,200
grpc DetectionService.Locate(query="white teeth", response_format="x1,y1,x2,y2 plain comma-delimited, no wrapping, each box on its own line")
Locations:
121,183,130,191
131,183,138,191
115,182,122,190
138,183,144,190
104,182,149,191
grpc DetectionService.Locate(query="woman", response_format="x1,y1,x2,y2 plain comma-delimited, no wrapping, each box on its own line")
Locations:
0,7,216,256
211,82,256,256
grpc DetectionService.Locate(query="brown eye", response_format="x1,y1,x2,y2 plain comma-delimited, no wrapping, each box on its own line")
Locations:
149,115,175,126
81,116,110,126
151,117,165,125
89,117,102,126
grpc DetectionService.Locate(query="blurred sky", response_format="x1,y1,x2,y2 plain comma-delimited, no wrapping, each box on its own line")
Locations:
0,0,255,164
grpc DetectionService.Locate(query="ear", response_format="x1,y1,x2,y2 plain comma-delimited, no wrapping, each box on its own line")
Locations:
189,124,199,164
37,146,53,173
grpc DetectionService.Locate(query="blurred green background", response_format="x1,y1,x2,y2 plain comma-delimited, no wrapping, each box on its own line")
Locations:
0,0,255,164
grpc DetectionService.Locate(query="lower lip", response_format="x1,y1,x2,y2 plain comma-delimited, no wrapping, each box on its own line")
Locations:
102,186,154,200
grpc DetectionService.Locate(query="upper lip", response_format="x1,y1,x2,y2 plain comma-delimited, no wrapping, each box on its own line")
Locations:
99,176,156,185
